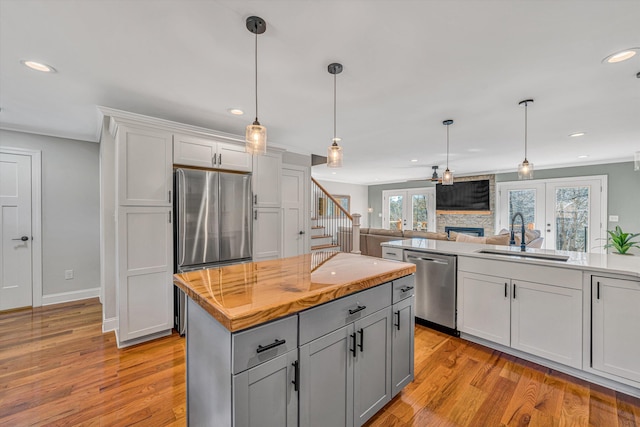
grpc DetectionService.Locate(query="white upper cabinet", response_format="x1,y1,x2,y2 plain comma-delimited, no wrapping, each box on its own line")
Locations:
173,133,252,172
253,150,282,208
117,125,173,206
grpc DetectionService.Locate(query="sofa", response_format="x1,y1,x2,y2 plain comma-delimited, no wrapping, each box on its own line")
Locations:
337,227,543,258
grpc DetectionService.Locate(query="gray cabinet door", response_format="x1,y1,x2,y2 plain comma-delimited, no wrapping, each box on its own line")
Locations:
391,296,415,397
353,308,392,427
233,349,298,427
299,325,354,427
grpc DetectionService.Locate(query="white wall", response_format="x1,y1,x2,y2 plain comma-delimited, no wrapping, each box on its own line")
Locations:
315,179,370,227
0,130,100,299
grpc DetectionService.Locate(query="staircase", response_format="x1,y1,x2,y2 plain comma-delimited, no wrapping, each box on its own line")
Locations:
310,221,340,252
310,178,361,254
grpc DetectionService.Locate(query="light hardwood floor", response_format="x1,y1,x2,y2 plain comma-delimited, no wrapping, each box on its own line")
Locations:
1,298,638,426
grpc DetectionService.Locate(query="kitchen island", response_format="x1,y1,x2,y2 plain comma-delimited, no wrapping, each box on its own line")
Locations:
382,238,640,398
174,252,416,427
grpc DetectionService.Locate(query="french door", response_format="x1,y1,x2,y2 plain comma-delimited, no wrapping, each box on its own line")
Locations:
497,176,606,253
382,188,435,231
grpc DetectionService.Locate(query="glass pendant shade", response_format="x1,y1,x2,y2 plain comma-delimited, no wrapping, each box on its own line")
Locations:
442,168,454,185
245,121,267,155
327,142,343,168
518,159,534,179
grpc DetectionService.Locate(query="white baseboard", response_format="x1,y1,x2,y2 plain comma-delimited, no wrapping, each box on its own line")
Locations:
102,317,118,333
41,286,101,306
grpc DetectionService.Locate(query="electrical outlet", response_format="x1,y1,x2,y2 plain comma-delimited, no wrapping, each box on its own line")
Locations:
609,215,619,222
64,269,73,280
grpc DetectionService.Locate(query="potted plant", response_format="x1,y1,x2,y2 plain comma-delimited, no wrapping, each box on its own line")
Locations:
604,226,640,255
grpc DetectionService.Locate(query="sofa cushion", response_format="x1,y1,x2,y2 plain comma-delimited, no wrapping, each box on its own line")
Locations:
456,233,487,244
485,233,511,246
403,230,449,240
498,228,541,245
365,234,402,257
368,228,404,237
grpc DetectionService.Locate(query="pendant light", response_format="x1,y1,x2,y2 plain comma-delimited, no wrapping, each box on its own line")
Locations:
430,166,439,181
518,99,534,179
245,16,267,155
442,119,454,185
327,63,343,168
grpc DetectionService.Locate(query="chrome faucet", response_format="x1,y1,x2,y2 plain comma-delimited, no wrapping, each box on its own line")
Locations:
510,212,527,252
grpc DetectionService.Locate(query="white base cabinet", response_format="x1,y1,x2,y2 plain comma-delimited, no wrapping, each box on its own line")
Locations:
511,279,582,369
458,271,511,346
592,275,640,383
117,207,173,343
253,208,282,261
458,257,583,370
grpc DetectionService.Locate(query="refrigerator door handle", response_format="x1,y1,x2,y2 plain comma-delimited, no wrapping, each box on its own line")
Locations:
177,169,187,267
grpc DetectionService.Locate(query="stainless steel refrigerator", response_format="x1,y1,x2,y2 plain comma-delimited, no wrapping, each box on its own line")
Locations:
173,168,252,333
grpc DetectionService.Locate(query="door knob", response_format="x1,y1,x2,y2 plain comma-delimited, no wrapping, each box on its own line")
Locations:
12,236,29,241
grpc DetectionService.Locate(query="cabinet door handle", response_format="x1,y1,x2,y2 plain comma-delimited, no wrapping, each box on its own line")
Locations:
513,283,516,299
358,328,364,352
168,211,172,224
400,286,414,293
348,305,367,315
254,210,258,220
597,281,600,300
212,154,217,165
350,333,357,357
254,194,257,204
219,153,222,165
505,283,508,298
168,190,172,203
394,310,401,331
291,361,299,392
256,339,286,353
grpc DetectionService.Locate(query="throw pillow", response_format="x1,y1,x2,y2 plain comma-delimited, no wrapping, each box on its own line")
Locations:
456,233,487,244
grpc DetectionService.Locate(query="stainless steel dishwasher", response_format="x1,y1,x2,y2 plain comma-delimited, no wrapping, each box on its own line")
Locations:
404,250,457,335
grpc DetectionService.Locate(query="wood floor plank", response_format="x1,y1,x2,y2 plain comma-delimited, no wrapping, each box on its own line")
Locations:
3,299,640,427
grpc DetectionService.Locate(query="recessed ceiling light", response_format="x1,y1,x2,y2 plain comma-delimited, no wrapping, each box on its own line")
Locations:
569,132,585,137
603,48,639,64
410,159,418,162
578,155,589,159
21,60,56,73
228,108,244,115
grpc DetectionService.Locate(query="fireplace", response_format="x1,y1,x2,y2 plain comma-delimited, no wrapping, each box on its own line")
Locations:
445,226,485,239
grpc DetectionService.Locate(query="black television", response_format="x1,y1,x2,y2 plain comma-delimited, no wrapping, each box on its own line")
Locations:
436,180,490,211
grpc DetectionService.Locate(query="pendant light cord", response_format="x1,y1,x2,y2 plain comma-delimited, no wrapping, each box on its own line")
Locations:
446,124,450,168
523,101,528,160
254,30,258,122
333,73,337,143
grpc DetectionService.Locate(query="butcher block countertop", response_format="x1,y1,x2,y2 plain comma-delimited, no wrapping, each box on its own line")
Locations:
173,252,415,332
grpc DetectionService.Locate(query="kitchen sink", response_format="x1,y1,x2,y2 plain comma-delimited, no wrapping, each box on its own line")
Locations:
476,249,570,262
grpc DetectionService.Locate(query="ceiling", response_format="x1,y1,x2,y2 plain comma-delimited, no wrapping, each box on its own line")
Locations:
1,0,639,185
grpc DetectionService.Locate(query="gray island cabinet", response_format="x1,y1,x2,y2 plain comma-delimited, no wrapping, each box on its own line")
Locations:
174,252,417,427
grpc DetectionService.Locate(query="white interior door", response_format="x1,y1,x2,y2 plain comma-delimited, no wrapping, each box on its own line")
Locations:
497,182,545,232
0,153,33,310
382,188,435,231
282,168,306,257
545,179,602,253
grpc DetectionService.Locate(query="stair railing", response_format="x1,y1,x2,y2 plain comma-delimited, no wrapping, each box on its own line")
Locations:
311,178,360,253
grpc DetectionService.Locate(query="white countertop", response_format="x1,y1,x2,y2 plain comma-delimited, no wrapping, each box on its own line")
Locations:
382,238,640,279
